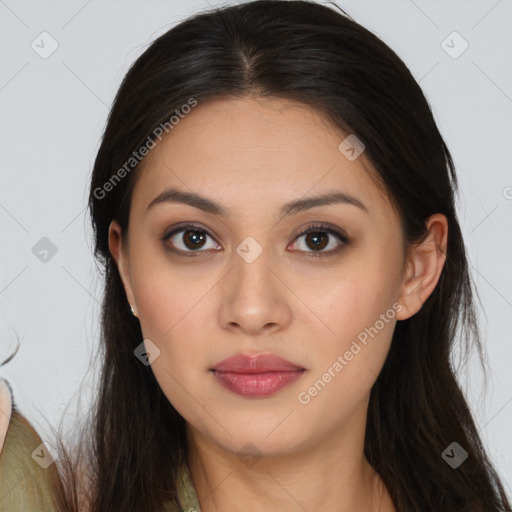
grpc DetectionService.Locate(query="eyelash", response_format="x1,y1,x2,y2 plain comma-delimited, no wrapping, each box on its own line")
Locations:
161,222,349,258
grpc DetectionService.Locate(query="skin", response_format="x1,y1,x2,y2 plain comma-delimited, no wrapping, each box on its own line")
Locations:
109,96,448,512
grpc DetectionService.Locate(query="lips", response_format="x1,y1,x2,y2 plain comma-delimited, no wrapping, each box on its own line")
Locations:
210,353,306,397
211,353,305,373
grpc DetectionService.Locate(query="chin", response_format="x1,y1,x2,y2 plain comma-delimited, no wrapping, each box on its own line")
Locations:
205,418,309,459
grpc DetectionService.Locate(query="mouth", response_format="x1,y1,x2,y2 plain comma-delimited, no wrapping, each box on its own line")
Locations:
210,353,306,398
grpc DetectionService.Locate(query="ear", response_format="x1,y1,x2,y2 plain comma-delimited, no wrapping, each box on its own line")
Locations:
395,213,448,321
108,220,138,317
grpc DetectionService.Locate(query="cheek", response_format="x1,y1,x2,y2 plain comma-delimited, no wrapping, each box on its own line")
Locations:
300,250,400,395
307,259,400,345
130,251,214,340
133,278,211,424
295,303,395,421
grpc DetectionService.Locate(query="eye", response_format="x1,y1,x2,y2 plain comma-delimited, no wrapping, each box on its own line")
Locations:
161,223,221,257
161,222,349,258
289,222,349,257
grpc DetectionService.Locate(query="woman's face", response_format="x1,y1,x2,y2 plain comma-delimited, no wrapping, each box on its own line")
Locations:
110,96,424,459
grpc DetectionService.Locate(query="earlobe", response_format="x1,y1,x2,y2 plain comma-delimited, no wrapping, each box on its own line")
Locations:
108,220,137,316
395,213,448,321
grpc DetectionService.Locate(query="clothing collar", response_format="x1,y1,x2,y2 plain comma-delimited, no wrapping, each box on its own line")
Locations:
176,460,202,511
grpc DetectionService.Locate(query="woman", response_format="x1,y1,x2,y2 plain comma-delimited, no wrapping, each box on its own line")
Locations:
1,1,510,511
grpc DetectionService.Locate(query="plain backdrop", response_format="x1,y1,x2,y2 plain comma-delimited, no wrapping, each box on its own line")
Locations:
0,0,511,493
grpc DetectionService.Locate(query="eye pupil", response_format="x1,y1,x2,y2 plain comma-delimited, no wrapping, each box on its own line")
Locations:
184,230,206,250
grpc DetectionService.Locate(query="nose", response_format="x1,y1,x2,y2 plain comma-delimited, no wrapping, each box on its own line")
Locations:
218,248,292,336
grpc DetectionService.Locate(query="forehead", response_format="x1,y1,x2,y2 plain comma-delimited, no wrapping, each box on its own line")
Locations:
131,96,392,221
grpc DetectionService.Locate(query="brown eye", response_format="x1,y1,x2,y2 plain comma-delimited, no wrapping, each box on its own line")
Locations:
162,224,220,255
290,223,349,257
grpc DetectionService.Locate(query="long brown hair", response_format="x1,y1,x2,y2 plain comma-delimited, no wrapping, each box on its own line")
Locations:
28,1,512,510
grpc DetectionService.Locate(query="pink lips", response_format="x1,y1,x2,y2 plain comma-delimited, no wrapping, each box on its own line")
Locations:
210,353,305,398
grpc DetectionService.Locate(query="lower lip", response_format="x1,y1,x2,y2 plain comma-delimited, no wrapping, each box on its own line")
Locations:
211,370,305,397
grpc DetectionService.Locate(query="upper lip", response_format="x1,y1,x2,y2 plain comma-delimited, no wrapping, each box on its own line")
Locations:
211,353,305,373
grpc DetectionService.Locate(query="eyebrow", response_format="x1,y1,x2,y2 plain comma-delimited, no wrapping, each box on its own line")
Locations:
146,187,369,216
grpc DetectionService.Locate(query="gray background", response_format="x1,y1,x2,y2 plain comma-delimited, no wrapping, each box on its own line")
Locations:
0,0,511,492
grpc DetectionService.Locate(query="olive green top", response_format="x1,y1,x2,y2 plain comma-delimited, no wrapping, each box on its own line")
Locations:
175,463,202,512
0,378,201,512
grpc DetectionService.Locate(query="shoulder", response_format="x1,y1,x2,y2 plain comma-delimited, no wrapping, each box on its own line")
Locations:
0,378,12,454
0,377,62,511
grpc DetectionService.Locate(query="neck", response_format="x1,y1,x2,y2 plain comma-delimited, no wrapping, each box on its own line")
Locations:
186,416,394,512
